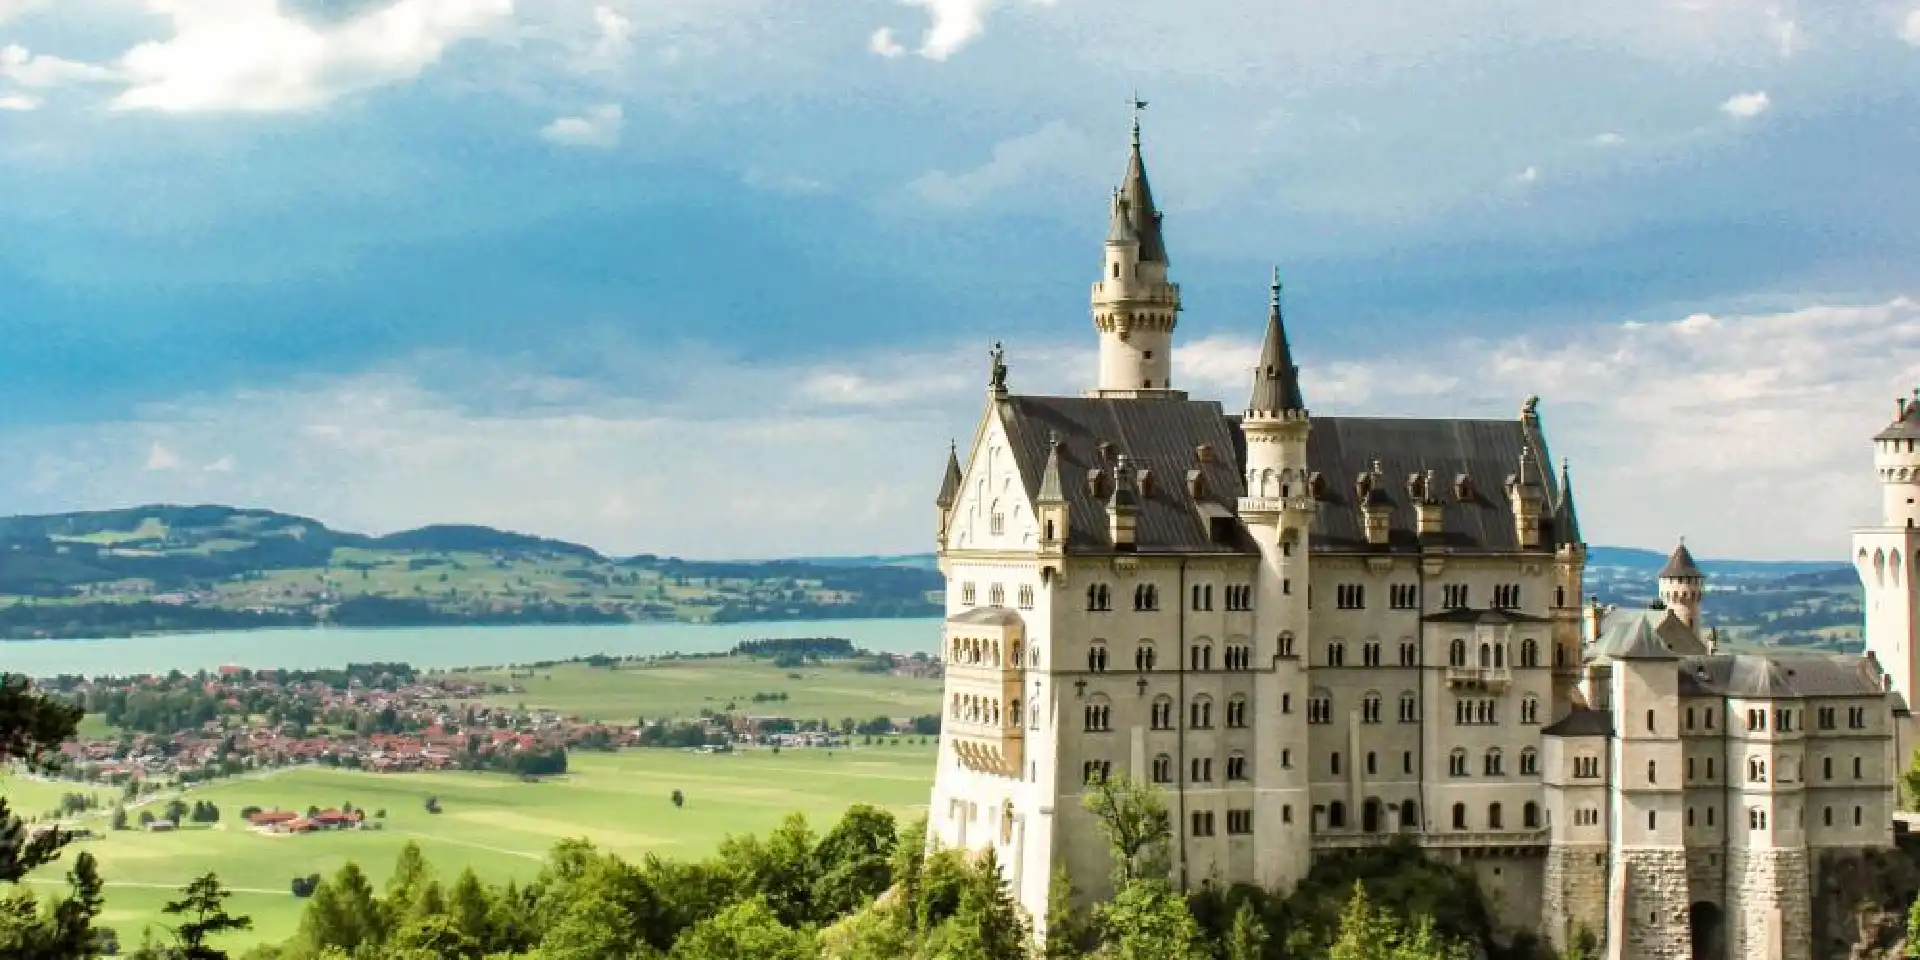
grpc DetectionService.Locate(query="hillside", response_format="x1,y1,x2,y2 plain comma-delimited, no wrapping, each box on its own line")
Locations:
0,505,943,640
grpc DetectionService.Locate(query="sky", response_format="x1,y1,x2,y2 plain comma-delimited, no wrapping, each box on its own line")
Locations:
2,0,1919,561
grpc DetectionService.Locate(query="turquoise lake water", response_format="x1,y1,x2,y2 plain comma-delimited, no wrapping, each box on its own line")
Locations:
2,618,944,677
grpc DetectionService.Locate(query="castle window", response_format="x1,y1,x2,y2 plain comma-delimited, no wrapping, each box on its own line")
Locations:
1225,645,1250,670
1362,642,1381,667
1190,757,1213,783
1227,753,1248,781
1555,585,1566,607
1361,692,1382,724
1686,707,1695,730
1399,693,1418,723
1648,810,1657,831
1448,639,1467,667
1448,749,1469,777
1227,809,1253,835
1521,697,1540,725
1705,709,1715,730
989,510,1005,536
1307,693,1332,725
989,584,1005,607
1189,695,1214,729
962,582,977,606
1818,706,1835,729
1749,807,1767,830
1687,757,1695,780
1082,760,1111,784
1336,584,1366,609
1227,695,1249,729
1190,810,1216,837
1281,694,1293,714
1452,803,1468,830
1856,806,1864,826
1390,584,1419,609
1647,760,1657,784
1748,757,1767,783
1403,751,1414,774
1151,754,1173,784
1443,584,1469,609
1191,584,1213,611
1775,708,1792,732
1706,757,1715,780
1688,807,1696,827
1823,806,1833,827
1083,700,1112,732
1136,643,1157,672
1747,708,1766,732
1400,800,1418,829
1706,807,1714,827
1150,695,1174,730
1327,642,1346,667
1573,755,1600,779
1492,584,1520,609
1484,749,1504,776
1278,632,1296,658
1399,640,1418,666
1087,584,1111,611
1487,803,1503,829
1134,584,1159,611
1331,752,1342,776
1520,748,1539,775
1364,751,1377,775
1520,639,1539,668
1850,707,1868,729
1229,585,1253,611
1328,801,1347,829
1088,643,1109,673
1282,749,1293,768
1189,643,1213,672
1854,756,1864,779
1283,805,1293,824
1017,585,1034,609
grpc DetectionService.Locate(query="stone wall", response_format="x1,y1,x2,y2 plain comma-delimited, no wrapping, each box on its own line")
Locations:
1544,843,1610,953
1617,849,1692,960
1727,848,1812,960
1811,843,1920,960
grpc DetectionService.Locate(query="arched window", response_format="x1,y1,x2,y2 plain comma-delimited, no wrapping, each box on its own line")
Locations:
1448,748,1469,777
1150,695,1175,730
1449,639,1467,667
1487,803,1503,829
1134,584,1159,611
1328,801,1347,829
1484,748,1504,776
1083,698,1111,732
1452,802,1468,830
1135,643,1156,672
1009,699,1020,726
1087,643,1109,673
1278,631,1296,657
1361,691,1382,724
1520,748,1539,775
1227,695,1249,728
1189,695,1214,729
1523,802,1539,828
1479,643,1493,668
1399,800,1418,831
1521,696,1540,724
1520,638,1538,667
1152,754,1173,783
1398,692,1418,723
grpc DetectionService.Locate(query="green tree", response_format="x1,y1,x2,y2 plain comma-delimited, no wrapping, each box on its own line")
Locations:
812,804,898,920
446,867,495,950
384,841,434,923
1226,901,1269,960
671,789,685,808
0,673,103,958
668,896,814,960
388,913,480,959
1329,882,1395,960
1902,747,1920,812
717,813,818,928
1081,774,1171,884
161,872,252,959
296,862,382,955
1907,896,1920,959
1097,876,1206,960
891,816,929,933
1043,867,1090,960
940,846,1029,960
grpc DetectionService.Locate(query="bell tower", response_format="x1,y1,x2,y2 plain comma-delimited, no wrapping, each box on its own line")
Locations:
1088,103,1183,399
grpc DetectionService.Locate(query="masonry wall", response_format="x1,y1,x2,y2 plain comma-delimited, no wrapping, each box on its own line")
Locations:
1615,849,1692,960
1544,843,1610,952
1726,848,1812,960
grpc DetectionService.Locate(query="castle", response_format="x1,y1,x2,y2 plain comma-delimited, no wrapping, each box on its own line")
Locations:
926,118,1908,960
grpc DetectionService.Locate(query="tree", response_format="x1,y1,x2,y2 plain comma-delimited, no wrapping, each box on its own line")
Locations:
812,804,898,920
0,672,83,884
672,789,685,808
1081,774,1171,884
424,796,442,814
296,862,382,955
1226,901,1269,960
1043,867,1091,960
446,868,495,950
1329,883,1396,960
161,872,252,959
668,896,814,960
385,841,434,923
1907,895,1920,959
1098,875,1206,960
110,808,128,831
940,846,1029,960
388,914,479,959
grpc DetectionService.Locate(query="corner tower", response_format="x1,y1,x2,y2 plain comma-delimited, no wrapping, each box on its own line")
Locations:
1237,270,1314,890
1656,541,1704,630
1854,391,1920,730
1088,113,1183,399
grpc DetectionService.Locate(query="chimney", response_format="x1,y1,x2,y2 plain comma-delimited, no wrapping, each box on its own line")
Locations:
1508,446,1544,550
1360,459,1391,546
1414,469,1443,537
1108,455,1140,551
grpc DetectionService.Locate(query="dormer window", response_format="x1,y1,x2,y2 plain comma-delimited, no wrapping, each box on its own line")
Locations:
1454,474,1475,501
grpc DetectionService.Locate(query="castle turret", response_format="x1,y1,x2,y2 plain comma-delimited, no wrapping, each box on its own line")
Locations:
1656,540,1705,630
1236,268,1314,890
1855,388,1920,741
1509,443,1546,550
936,441,963,547
1036,434,1068,556
1088,115,1182,399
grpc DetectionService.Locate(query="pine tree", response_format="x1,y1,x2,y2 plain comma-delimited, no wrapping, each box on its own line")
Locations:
446,867,495,950
1043,866,1088,960
1226,901,1268,960
1329,882,1395,960
162,872,251,959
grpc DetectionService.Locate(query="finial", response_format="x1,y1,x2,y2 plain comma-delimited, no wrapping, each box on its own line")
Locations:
988,342,1008,393
1521,395,1540,419
1269,266,1282,307
1130,92,1147,146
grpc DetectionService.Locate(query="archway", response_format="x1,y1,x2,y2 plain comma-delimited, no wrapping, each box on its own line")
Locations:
1688,902,1723,960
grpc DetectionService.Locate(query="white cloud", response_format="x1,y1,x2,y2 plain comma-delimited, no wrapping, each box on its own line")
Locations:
143,441,181,471
0,0,45,24
742,167,826,194
0,92,38,110
1720,90,1771,118
590,4,634,63
869,27,906,58
540,103,624,147
1902,9,1920,45
906,121,1094,208
1768,10,1798,57
110,0,513,113
203,455,236,473
1517,165,1540,183
0,44,117,88
18,296,1919,560
1591,132,1625,146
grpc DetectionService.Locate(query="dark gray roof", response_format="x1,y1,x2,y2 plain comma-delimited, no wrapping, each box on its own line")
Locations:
1542,708,1613,738
1036,437,1066,503
1678,653,1890,699
1594,609,1705,659
1659,542,1703,580
1423,608,1550,625
1875,397,1920,441
1118,122,1167,264
936,442,963,508
1556,459,1582,545
1301,417,1573,554
947,607,1024,627
1245,273,1305,416
998,395,1256,555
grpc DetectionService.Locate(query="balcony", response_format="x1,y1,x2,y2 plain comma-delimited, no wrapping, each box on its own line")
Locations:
1313,828,1550,853
1444,666,1513,692
949,720,1023,778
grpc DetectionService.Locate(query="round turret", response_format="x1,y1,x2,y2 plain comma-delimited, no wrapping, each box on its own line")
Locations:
1875,393,1920,528
1657,540,1705,629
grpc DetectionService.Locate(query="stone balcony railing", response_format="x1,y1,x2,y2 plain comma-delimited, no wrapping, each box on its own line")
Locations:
1444,666,1513,691
1312,828,1550,852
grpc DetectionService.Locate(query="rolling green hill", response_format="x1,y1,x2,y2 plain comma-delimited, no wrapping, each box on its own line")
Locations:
0,505,943,639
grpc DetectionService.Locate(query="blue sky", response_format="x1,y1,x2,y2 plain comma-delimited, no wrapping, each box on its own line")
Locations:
2,0,1919,559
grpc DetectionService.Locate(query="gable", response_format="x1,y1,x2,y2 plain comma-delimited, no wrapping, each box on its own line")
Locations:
948,412,1040,552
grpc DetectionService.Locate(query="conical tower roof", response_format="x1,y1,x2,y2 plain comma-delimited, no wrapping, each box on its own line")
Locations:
1660,540,1703,580
1037,434,1066,504
1246,268,1306,416
1118,118,1167,264
936,442,963,508
1556,458,1583,544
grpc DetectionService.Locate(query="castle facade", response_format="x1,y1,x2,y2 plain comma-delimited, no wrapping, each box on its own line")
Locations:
926,120,1904,960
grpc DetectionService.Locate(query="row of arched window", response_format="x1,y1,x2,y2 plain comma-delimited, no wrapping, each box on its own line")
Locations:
1313,637,1553,668
948,636,1022,667
949,693,1020,728
1446,747,1540,777
1085,639,1257,673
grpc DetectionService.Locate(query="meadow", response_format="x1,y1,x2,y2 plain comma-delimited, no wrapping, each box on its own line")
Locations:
456,655,942,723
18,742,940,951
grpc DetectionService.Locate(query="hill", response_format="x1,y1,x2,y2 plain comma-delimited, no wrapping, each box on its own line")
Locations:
0,505,943,640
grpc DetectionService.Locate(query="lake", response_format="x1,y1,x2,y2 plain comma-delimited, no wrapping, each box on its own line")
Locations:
2,618,944,677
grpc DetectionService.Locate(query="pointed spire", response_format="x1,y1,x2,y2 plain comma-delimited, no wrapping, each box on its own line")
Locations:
1118,107,1166,264
936,441,962,508
1556,457,1583,544
1660,539,1704,580
1037,433,1066,504
1105,189,1138,245
1246,267,1306,416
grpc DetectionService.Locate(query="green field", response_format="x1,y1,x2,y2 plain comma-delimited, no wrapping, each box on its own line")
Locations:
458,656,941,722
19,743,938,952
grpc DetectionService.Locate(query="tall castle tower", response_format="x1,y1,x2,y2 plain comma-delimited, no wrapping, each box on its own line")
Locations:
1237,272,1315,889
1088,113,1183,399
1854,392,1920,730
1656,541,1705,630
